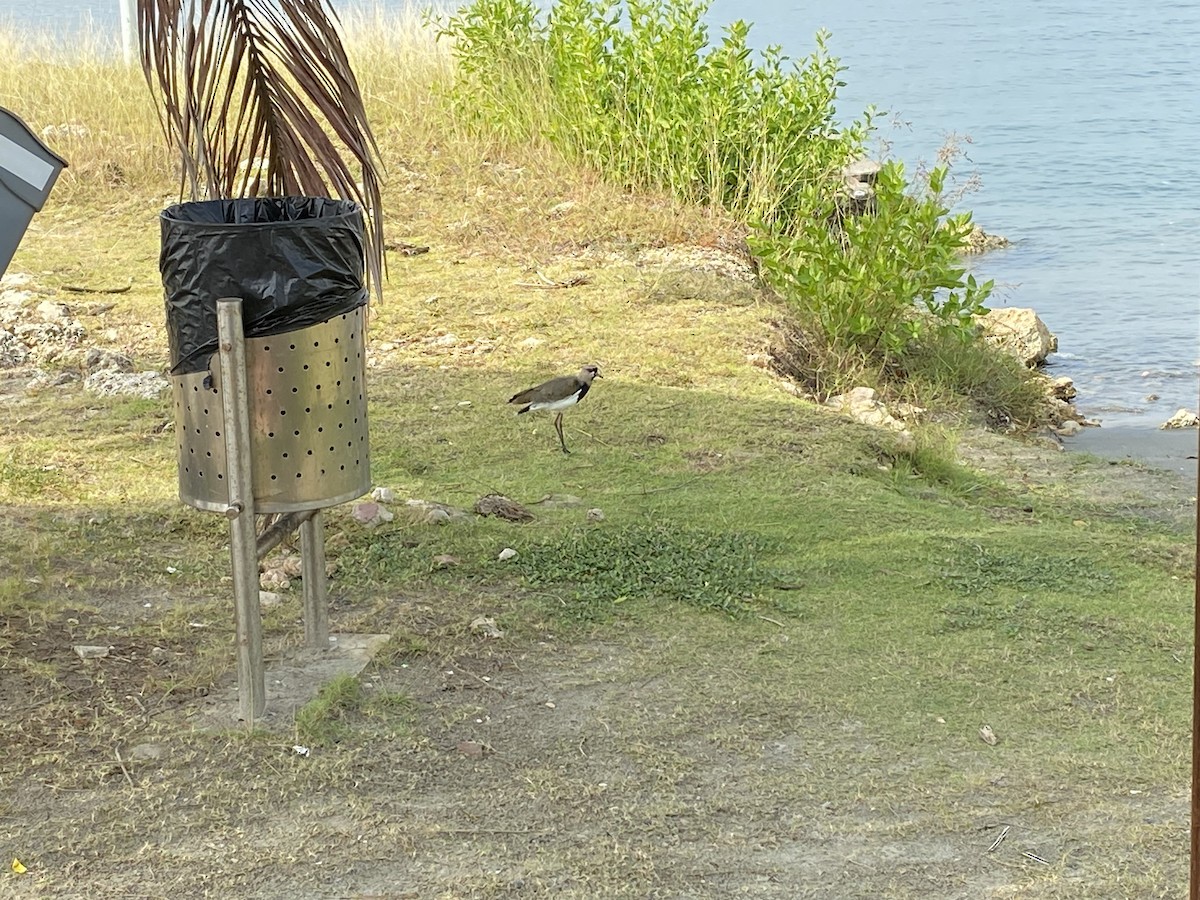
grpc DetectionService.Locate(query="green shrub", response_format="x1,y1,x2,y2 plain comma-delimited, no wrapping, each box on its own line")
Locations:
750,161,993,358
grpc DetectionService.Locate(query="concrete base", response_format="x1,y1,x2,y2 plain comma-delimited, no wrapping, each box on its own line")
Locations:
191,633,392,729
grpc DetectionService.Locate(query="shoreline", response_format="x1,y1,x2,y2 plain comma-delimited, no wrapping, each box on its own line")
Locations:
1062,425,1198,479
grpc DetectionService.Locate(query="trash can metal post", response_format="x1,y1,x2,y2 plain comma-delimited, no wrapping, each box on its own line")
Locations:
217,298,266,721
300,511,329,649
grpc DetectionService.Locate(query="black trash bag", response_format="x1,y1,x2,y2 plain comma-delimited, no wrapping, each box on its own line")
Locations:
160,197,367,375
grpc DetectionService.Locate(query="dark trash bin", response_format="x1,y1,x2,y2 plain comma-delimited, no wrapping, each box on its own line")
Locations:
0,106,68,279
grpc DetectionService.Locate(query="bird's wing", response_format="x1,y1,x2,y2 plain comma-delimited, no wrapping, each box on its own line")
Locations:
509,376,578,405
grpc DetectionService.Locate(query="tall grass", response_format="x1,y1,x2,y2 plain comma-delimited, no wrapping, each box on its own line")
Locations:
0,27,171,201
437,0,869,232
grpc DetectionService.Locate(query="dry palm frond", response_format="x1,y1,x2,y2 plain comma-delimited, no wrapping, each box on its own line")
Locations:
136,0,384,297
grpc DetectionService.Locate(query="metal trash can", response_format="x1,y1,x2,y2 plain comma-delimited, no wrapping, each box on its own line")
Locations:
0,106,68,279
172,306,370,513
160,197,371,513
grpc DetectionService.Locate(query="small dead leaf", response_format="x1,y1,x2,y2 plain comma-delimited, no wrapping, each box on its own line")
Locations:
979,724,998,746
433,554,461,569
11,859,27,874
474,493,534,523
456,740,491,759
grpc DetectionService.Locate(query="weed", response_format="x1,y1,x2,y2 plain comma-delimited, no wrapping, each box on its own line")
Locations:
515,522,775,620
295,673,413,745
938,544,1117,596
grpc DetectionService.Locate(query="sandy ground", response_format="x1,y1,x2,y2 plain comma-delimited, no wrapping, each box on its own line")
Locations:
1064,426,1198,479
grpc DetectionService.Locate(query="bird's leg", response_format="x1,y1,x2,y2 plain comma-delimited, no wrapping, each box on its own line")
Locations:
554,413,569,455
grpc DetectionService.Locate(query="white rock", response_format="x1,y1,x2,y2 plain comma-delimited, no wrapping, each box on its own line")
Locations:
371,486,395,503
129,742,169,762
73,645,110,659
0,288,32,306
470,616,504,638
978,308,1058,367
258,590,284,607
352,500,394,528
35,300,71,323
0,272,32,289
85,348,134,373
498,547,518,561
83,370,168,399
586,508,606,522
1160,409,1200,430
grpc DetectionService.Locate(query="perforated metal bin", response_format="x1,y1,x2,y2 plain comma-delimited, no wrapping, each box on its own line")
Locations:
172,307,369,513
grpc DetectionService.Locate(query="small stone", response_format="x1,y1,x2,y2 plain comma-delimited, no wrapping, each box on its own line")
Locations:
519,337,545,350
258,590,284,607
352,501,394,528
1145,393,1159,402
73,645,110,659
544,701,556,709
497,547,518,561
370,486,395,503
128,742,169,762
979,724,999,746
259,570,290,591
1048,375,1076,401
457,400,472,408
35,300,71,323
403,499,471,525
470,616,504,638
1054,420,1082,437
84,348,133,373
586,508,605,522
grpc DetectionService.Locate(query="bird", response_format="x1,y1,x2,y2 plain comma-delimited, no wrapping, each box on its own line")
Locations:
508,364,601,455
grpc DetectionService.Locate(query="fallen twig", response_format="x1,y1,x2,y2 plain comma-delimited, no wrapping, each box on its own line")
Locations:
514,272,590,289
987,825,1010,853
113,747,135,788
61,282,131,294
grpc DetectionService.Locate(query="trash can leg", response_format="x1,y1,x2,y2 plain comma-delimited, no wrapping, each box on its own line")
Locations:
217,298,266,721
300,510,329,649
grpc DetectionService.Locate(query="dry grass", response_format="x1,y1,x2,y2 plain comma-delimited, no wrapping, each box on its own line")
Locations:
0,13,1195,900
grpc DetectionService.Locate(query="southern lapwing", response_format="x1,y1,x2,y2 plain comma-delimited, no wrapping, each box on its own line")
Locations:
509,364,601,454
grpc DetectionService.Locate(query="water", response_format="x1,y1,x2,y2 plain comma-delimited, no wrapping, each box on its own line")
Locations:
5,0,1198,428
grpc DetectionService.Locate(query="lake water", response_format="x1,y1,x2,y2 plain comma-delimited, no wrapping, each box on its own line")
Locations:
4,0,1198,429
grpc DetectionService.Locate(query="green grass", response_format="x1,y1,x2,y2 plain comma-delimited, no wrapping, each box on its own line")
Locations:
295,674,414,746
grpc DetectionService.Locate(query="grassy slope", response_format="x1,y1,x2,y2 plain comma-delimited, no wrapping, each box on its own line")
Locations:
0,18,1195,899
